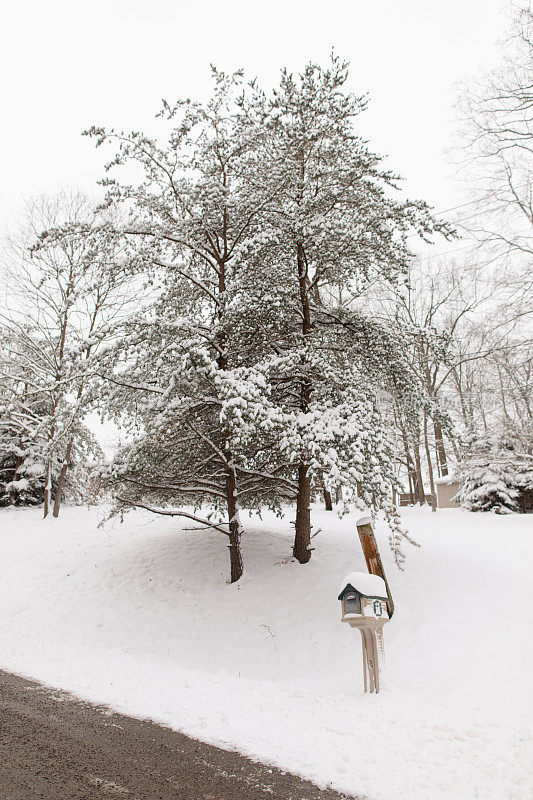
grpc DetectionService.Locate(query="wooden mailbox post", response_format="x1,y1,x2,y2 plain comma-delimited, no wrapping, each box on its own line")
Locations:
356,516,394,618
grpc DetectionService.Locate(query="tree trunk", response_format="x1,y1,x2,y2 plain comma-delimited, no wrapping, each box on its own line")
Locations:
424,412,437,511
293,238,313,563
398,416,417,502
43,461,52,518
323,485,333,511
413,437,426,504
228,522,244,584
453,369,473,430
450,433,461,462
407,470,414,504
225,466,244,583
53,438,74,517
433,420,448,477
8,456,23,506
293,463,312,563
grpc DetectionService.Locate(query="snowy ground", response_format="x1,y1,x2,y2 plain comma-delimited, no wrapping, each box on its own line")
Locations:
0,504,531,800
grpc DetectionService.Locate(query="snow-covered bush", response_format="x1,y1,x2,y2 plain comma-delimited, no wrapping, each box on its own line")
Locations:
0,456,45,507
456,433,533,513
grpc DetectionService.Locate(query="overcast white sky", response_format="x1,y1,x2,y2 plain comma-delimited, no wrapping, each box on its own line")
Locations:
1,0,508,239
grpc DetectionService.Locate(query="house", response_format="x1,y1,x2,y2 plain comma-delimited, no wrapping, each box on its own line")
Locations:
435,477,533,512
435,477,461,508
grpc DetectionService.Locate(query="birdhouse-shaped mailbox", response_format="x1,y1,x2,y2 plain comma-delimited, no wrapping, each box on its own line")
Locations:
338,572,389,623
339,571,390,694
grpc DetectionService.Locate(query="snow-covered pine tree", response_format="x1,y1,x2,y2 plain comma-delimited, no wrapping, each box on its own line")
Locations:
98,287,294,583
88,73,292,582
236,56,451,563
457,431,533,513
0,329,49,506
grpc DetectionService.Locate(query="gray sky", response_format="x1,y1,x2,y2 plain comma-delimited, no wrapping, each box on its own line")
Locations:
1,0,510,451
2,0,508,237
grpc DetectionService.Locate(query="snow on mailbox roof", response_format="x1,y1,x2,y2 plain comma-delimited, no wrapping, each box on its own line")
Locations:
338,571,388,600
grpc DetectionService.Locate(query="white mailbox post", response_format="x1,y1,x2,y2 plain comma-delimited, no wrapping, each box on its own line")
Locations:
339,571,390,693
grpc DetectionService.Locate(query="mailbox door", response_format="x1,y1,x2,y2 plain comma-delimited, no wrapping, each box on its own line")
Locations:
343,592,361,614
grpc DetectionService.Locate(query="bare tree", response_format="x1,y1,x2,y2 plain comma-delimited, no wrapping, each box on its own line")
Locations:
1,191,132,517
455,1,533,312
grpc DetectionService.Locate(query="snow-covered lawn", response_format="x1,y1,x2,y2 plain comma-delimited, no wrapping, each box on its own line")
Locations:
0,505,531,800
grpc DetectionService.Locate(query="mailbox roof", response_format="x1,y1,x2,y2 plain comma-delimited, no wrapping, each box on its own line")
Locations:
338,571,388,600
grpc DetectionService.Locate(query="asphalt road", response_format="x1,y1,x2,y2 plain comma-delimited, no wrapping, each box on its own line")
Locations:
0,670,361,800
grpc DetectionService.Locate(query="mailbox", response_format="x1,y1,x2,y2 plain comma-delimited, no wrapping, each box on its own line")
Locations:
338,572,389,623
339,571,390,693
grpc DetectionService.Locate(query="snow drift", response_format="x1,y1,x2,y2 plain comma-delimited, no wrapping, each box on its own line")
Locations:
0,504,531,800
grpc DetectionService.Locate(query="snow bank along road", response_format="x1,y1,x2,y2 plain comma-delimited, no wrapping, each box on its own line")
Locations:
0,670,359,800
0,505,531,800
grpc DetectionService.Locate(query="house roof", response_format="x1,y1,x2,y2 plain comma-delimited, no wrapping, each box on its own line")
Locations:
435,476,460,485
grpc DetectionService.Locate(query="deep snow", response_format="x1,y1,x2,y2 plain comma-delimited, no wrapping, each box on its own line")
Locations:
0,504,531,800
